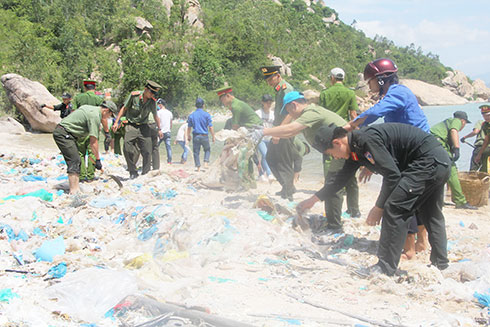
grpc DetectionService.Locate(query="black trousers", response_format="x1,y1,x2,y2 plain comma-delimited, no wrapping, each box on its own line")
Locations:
377,146,451,275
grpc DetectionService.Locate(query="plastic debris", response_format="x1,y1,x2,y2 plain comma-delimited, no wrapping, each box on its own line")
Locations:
22,175,47,182
47,262,67,278
34,236,65,262
474,291,490,307
2,188,53,202
0,289,20,303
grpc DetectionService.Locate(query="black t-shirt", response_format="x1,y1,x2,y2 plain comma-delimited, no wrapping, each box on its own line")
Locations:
54,103,73,118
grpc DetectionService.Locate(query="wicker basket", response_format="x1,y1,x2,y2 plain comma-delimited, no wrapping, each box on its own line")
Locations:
458,171,490,207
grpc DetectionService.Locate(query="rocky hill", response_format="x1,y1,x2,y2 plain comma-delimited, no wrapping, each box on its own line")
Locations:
1,0,488,119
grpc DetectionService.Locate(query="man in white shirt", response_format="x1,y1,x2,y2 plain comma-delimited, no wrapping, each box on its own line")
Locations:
157,99,174,164
174,122,189,164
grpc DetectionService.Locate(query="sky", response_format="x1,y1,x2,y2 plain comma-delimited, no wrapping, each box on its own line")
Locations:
328,0,490,86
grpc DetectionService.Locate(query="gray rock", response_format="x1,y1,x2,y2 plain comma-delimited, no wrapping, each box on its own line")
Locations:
267,55,292,77
135,17,153,32
472,79,490,99
0,116,25,134
400,79,468,106
1,74,61,133
303,89,320,104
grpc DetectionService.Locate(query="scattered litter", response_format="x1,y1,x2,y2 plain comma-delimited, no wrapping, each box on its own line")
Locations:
34,236,65,262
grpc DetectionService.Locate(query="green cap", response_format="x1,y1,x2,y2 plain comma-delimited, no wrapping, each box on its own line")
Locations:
146,80,162,93
101,100,118,114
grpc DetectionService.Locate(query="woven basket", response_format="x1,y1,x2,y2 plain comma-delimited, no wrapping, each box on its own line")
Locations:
458,171,490,207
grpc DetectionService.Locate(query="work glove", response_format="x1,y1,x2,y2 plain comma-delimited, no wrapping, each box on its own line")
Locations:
248,125,264,145
451,147,460,162
460,137,466,144
95,159,103,170
40,104,46,109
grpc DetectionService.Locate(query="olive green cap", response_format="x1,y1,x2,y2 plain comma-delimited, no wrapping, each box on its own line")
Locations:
146,80,162,92
101,100,118,114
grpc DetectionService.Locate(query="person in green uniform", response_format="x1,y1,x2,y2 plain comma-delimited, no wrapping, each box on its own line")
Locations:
217,87,262,129
319,67,360,218
462,104,490,172
112,80,164,179
73,80,104,182
260,65,304,200
319,67,358,121
250,91,348,231
430,111,477,210
109,112,126,156
52,101,117,194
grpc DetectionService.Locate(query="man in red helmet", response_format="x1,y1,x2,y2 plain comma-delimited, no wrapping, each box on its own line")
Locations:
344,58,431,260
345,58,429,132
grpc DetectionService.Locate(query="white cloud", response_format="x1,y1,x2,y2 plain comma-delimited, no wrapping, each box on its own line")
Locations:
356,19,489,50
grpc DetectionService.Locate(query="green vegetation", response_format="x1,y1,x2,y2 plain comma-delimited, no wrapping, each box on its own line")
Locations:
0,0,449,117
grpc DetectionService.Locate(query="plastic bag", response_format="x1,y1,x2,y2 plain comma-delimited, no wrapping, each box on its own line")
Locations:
45,267,138,323
2,188,53,202
34,236,65,262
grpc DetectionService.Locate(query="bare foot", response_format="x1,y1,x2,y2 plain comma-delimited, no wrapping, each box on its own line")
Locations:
415,241,428,253
401,249,415,260
402,233,416,260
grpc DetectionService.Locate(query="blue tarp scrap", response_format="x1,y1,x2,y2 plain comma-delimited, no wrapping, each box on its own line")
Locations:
47,262,67,278
0,288,20,303
0,224,28,242
22,175,46,182
474,291,490,307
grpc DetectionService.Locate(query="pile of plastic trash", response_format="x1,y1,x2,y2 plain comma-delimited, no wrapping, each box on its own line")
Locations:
1,148,489,326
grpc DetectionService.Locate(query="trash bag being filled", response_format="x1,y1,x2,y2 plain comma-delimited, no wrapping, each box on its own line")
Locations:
199,128,256,191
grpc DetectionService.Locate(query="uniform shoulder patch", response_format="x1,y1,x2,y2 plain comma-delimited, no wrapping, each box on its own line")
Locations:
275,84,281,92
131,91,141,96
282,83,287,90
364,151,375,164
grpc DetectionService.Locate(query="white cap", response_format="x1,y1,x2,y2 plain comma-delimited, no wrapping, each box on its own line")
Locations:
330,67,345,80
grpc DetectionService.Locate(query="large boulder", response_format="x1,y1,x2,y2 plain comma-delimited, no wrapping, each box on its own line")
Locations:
1,74,61,133
0,116,25,134
303,89,320,104
267,55,292,77
161,0,204,30
472,79,490,100
400,79,468,106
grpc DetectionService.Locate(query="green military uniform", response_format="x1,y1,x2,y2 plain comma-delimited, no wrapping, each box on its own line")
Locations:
230,98,263,128
319,82,359,121
319,82,360,217
72,90,103,181
109,116,126,155
430,118,467,206
123,90,158,176
295,104,349,229
54,105,102,175
265,79,303,199
469,120,490,172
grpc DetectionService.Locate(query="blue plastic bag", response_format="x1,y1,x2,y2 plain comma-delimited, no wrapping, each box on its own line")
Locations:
34,236,65,262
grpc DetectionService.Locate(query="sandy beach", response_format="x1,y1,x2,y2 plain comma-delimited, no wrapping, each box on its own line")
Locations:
0,131,489,327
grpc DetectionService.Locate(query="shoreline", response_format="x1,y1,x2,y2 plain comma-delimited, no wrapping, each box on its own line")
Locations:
0,132,489,326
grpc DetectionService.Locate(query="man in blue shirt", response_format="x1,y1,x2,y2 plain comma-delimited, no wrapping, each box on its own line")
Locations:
187,97,215,171
345,59,430,133
344,58,431,260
